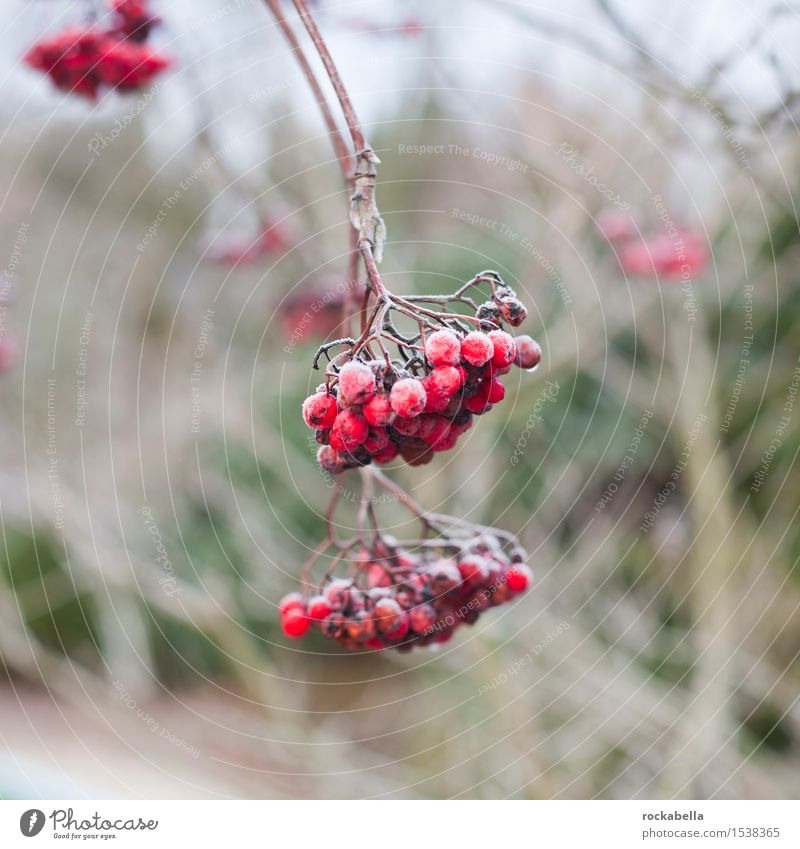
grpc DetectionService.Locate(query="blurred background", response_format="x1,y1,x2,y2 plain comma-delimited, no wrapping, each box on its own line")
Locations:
0,0,799,799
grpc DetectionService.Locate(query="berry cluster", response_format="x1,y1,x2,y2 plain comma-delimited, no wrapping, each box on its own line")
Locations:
302,275,542,473
279,537,531,652
24,1,169,99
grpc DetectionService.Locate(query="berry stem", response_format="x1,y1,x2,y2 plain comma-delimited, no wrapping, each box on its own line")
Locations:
264,0,352,182
289,0,367,154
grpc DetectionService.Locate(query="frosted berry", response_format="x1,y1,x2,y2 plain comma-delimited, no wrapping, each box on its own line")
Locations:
487,330,516,368
428,365,463,398
505,565,532,593
514,335,541,370
425,329,461,367
372,443,399,464
500,297,527,326
374,598,404,634
302,391,337,428
461,332,494,367
330,410,368,451
338,361,376,405
364,427,390,453
279,592,305,616
307,595,332,620
363,394,394,427
409,603,437,635
476,301,502,324
390,377,427,417
281,608,310,638
317,444,346,475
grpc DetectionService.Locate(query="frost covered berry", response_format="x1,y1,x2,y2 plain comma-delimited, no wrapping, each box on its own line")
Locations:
330,410,368,452
363,393,394,427
514,335,541,370
307,595,332,620
428,365,463,398
281,607,310,638
279,592,305,616
338,361,376,405
425,329,461,367
461,332,494,367
505,565,532,593
390,377,427,417
487,329,516,368
317,445,346,475
500,297,527,326
302,391,337,428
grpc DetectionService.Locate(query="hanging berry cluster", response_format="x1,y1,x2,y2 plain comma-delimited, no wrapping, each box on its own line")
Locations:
304,273,542,474
278,471,532,651
260,0,543,653
24,0,170,99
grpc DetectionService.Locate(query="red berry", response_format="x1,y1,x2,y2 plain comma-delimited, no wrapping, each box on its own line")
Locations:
429,365,463,398
461,332,494,366
324,578,354,610
372,443,399,464
514,335,541,370
458,556,489,585
366,564,391,588
338,361,376,405
302,391,338,428
390,377,427,417
307,595,332,620
464,394,492,414
392,415,421,437
279,592,305,616
384,613,410,641
421,416,451,447
431,430,458,452
281,608,310,638
486,378,505,404
364,426,390,453
330,410,368,451
423,385,451,412
317,444,346,474
425,329,461,367
487,330,516,368
505,566,531,593
409,603,437,634
374,598,404,634
363,394,394,427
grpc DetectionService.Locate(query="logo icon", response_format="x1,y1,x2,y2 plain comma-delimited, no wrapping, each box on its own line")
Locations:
19,809,46,837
